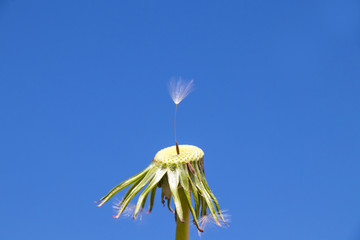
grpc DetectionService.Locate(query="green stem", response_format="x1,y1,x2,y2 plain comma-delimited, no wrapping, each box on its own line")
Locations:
175,188,190,240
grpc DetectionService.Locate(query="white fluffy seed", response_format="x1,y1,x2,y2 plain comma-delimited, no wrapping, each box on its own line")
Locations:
168,77,194,104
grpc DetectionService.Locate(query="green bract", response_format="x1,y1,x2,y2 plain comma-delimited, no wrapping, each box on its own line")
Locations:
97,145,226,232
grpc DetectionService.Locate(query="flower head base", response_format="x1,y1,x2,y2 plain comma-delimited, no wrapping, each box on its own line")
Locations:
154,145,203,165
97,145,227,232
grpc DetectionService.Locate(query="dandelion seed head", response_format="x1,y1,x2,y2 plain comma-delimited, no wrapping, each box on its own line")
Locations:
168,77,194,104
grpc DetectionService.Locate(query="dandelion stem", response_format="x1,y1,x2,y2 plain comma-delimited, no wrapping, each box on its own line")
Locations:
175,187,190,240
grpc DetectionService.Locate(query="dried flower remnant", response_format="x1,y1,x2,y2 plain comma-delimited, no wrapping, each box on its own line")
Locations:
97,78,227,240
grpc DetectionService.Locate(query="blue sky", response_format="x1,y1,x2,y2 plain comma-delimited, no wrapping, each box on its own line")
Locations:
0,1,359,239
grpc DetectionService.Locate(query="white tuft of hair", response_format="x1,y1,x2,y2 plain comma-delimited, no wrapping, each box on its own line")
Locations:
168,77,194,104
198,210,231,236
112,199,144,221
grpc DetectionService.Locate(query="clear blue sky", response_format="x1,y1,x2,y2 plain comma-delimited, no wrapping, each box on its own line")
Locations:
1,1,359,239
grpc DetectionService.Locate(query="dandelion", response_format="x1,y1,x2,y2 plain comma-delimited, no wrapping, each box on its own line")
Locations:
97,78,227,240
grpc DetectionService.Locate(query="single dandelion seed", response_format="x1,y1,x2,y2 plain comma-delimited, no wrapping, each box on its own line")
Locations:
168,77,194,155
97,78,227,240
168,77,194,105
199,210,231,234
